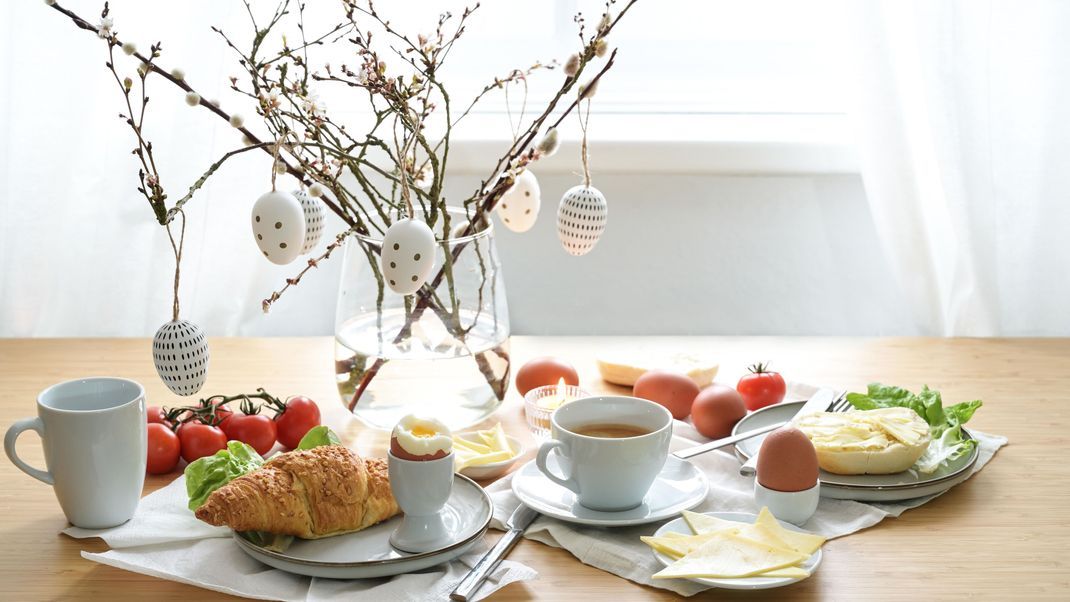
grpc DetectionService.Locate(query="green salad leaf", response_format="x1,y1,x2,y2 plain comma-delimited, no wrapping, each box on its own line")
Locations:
297,425,341,450
847,383,982,474
185,441,264,511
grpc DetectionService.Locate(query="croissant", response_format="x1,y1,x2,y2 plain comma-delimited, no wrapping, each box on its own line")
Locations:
195,445,400,539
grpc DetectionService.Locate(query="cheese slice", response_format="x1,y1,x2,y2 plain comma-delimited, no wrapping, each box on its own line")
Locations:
652,533,808,579
682,511,745,535
641,531,734,560
755,507,826,555
755,566,810,579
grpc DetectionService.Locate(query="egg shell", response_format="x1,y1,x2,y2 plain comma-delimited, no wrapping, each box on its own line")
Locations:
390,435,450,461
690,384,747,438
294,189,325,254
515,356,580,395
756,427,820,492
251,190,306,265
557,185,607,256
381,218,436,295
496,169,541,233
632,370,700,419
152,319,209,396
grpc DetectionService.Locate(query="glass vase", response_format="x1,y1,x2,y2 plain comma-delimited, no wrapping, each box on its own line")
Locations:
334,208,511,431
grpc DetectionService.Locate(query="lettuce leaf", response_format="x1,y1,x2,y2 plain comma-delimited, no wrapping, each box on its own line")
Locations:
185,441,264,511
297,425,341,450
847,383,981,473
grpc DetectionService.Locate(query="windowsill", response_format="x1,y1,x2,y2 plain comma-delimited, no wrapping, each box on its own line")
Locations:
444,112,859,176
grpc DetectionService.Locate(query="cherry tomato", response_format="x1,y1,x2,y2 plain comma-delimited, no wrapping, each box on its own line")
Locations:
226,414,278,456
147,405,169,425
178,422,227,463
737,363,787,411
275,396,321,450
146,423,181,474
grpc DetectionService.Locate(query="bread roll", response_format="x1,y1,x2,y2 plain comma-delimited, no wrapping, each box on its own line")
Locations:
792,407,931,475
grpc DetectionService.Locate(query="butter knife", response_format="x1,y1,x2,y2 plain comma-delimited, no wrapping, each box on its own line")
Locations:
450,504,539,602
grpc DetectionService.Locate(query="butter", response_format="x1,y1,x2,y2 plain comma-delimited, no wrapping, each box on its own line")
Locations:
453,424,518,471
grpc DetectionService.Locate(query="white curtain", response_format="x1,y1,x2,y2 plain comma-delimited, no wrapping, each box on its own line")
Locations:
848,0,1070,335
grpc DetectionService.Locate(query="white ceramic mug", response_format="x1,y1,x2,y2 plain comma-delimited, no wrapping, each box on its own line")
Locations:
537,396,672,511
4,377,147,528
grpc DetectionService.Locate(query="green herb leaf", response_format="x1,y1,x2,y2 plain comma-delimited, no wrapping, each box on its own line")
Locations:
185,441,264,511
296,425,341,450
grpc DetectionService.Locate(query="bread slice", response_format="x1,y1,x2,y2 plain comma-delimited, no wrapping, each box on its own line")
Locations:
793,408,931,475
597,351,718,387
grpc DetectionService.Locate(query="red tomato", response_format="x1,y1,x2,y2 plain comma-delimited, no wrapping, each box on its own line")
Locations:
737,363,787,411
146,423,181,474
226,414,278,456
147,405,169,425
275,396,321,449
178,423,227,463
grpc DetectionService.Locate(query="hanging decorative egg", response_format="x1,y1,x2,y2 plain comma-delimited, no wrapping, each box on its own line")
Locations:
251,190,305,265
381,218,436,295
152,319,210,396
293,188,325,254
556,185,608,256
495,169,541,233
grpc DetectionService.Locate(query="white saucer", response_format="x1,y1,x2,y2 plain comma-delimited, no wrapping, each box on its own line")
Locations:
232,474,491,579
650,512,822,590
511,456,708,527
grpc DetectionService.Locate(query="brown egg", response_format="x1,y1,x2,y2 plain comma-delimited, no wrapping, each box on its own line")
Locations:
515,357,580,395
756,427,819,492
690,384,747,439
633,370,700,419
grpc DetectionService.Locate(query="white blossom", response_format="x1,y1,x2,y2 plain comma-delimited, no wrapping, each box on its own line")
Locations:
564,54,580,77
229,114,245,128
537,128,560,157
171,68,186,81
301,92,326,118
121,42,137,56
184,92,200,106
44,0,57,6
308,183,324,198
97,16,114,39
275,161,288,174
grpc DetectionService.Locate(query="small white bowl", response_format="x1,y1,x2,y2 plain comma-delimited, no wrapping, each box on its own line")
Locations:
453,432,525,480
754,479,820,526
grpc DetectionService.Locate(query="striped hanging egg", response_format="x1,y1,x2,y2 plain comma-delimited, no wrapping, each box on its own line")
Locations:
294,189,325,254
556,185,608,256
152,319,210,396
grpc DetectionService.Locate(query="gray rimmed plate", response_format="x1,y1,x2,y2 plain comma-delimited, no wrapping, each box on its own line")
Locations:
733,400,979,502
232,473,491,579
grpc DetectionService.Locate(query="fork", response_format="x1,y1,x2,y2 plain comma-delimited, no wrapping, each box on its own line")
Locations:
737,391,851,476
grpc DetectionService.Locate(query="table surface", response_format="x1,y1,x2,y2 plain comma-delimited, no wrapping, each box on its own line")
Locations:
1,336,1067,600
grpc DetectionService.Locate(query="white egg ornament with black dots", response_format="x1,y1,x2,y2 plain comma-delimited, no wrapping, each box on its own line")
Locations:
152,319,210,396
495,169,541,233
556,184,608,256
293,188,325,254
251,190,305,265
381,218,436,295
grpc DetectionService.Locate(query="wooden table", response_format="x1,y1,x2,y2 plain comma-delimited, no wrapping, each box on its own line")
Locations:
1,337,1066,600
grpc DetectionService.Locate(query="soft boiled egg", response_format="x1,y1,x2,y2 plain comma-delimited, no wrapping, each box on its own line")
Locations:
390,415,453,461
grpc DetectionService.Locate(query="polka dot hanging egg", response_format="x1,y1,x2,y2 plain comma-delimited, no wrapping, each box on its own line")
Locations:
152,319,210,396
294,189,325,254
496,169,541,233
251,191,305,265
381,218,436,295
557,184,608,256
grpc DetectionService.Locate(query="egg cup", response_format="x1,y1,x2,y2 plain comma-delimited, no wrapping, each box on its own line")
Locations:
754,479,821,526
388,452,455,553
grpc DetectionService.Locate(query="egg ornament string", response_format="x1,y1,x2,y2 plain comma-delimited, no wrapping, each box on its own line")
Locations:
251,137,305,266
557,95,608,256
380,109,436,296
152,209,210,396
496,76,543,233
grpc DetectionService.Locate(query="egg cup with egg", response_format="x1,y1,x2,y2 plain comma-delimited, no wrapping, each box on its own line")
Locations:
388,415,456,553
753,427,821,526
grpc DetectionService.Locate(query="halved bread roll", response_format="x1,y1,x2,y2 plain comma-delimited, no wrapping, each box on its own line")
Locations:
597,351,718,387
793,407,931,475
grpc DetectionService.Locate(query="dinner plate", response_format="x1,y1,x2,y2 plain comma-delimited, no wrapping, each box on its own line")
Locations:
231,474,491,579
649,511,822,590
733,400,980,502
511,456,708,527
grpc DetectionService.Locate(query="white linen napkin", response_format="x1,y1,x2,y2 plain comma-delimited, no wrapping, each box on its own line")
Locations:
64,475,537,601
486,412,1007,597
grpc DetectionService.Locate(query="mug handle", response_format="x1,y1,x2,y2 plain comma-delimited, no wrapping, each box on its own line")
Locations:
4,417,54,485
536,439,580,495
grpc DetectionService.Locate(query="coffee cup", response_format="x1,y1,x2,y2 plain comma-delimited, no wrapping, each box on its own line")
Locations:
536,396,672,511
4,377,147,528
